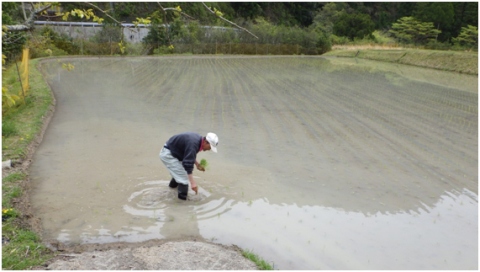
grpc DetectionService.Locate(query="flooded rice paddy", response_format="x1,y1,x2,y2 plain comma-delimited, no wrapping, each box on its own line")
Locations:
31,56,477,269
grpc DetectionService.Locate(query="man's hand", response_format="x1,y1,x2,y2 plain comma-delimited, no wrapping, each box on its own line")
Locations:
192,186,198,195
196,164,205,172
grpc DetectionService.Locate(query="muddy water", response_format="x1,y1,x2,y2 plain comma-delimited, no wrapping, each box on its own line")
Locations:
31,56,477,269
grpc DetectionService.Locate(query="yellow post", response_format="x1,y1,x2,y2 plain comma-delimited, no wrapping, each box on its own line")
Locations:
21,48,29,92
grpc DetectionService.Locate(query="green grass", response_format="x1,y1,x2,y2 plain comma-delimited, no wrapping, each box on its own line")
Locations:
2,58,55,269
242,249,274,270
2,172,26,183
2,224,52,270
2,59,54,162
2,120,18,137
2,173,26,208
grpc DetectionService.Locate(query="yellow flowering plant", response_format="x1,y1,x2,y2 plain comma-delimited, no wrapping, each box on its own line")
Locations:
2,208,17,220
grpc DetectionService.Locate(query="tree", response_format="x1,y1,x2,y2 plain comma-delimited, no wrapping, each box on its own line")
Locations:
388,16,441,45
452,2,478,39
452,25,478,49
413,2,454,41
333,12,375,40
230,2,263,20
311,2,346,35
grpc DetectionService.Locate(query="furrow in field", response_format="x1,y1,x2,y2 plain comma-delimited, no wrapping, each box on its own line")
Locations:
310,71,477,188
161,59,201,127
206,58,227,132
132,59,181,105
193,58,218,130
264,66,383,168
144,60,182,102
184,58,207,129
216,59,260,157
256,58,474,189
233,58,318,138
215,60,242,132
335,72,477,170
178,59,203,128
239,75,278,150
232,58,345,160
230,58,299,163
301,64,476,163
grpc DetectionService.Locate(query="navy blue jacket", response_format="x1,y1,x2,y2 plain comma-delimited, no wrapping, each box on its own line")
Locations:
165,132,202,174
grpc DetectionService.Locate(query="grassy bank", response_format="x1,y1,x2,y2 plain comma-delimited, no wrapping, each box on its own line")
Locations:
323,48,478,75
2,58,55,269
242,249,274,270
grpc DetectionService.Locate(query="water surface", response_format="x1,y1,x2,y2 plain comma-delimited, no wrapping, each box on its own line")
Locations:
31,56,478,269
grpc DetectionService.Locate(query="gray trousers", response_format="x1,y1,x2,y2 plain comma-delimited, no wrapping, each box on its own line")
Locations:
159,147,189,185
160,147,190,200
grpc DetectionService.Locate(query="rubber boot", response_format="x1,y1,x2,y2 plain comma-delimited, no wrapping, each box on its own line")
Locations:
177,184,189,200
169,178,178,188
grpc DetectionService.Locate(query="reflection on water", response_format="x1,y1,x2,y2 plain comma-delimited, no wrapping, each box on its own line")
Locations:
55,184,477,269
31,56,477,269
197,188,477,269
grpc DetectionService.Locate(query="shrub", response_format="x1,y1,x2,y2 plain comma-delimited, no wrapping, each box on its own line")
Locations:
330,34,350,45
27,30,69,59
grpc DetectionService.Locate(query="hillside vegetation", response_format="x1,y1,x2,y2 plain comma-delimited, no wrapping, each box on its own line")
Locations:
2,2,478,60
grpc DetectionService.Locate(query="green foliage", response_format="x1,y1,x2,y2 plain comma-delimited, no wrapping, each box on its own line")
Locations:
142,12,170,52
244,18,330,54
86,24,125,55
389,16,441,45
311,2,345,35
40,27,80,55
153,45,175,55
27,28,71,59
2,2,18,25
2,120,18,137
200,158,208,169
230,2,262,20
3,172,26,183
92,24,123,44
242,249,273,270
2,86,21,113
2,59,54,162
2,31,27,61
2,208,18,219
116,2,139,18
3,2,477,57
414,3,454,31
2,228,52,270
371,30,396,45
330,34,350,45
2,59,54,270
2,173,24,209
333,12,375,41
452,25,478,49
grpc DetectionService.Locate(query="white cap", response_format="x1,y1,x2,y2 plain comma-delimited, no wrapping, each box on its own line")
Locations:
206,132,218,153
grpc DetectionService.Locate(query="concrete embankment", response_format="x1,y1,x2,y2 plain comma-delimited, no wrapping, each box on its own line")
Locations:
323,48,478,75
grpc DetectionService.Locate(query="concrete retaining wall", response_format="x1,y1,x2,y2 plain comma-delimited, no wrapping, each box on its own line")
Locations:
34,21,150,43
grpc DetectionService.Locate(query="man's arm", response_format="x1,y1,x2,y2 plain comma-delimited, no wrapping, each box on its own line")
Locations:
188,174,198,194
194,160,205,171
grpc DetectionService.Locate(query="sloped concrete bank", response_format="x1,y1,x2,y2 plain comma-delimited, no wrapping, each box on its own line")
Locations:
323,48,478,75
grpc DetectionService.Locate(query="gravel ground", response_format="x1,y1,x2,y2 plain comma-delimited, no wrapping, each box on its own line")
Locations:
43,240,257,270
